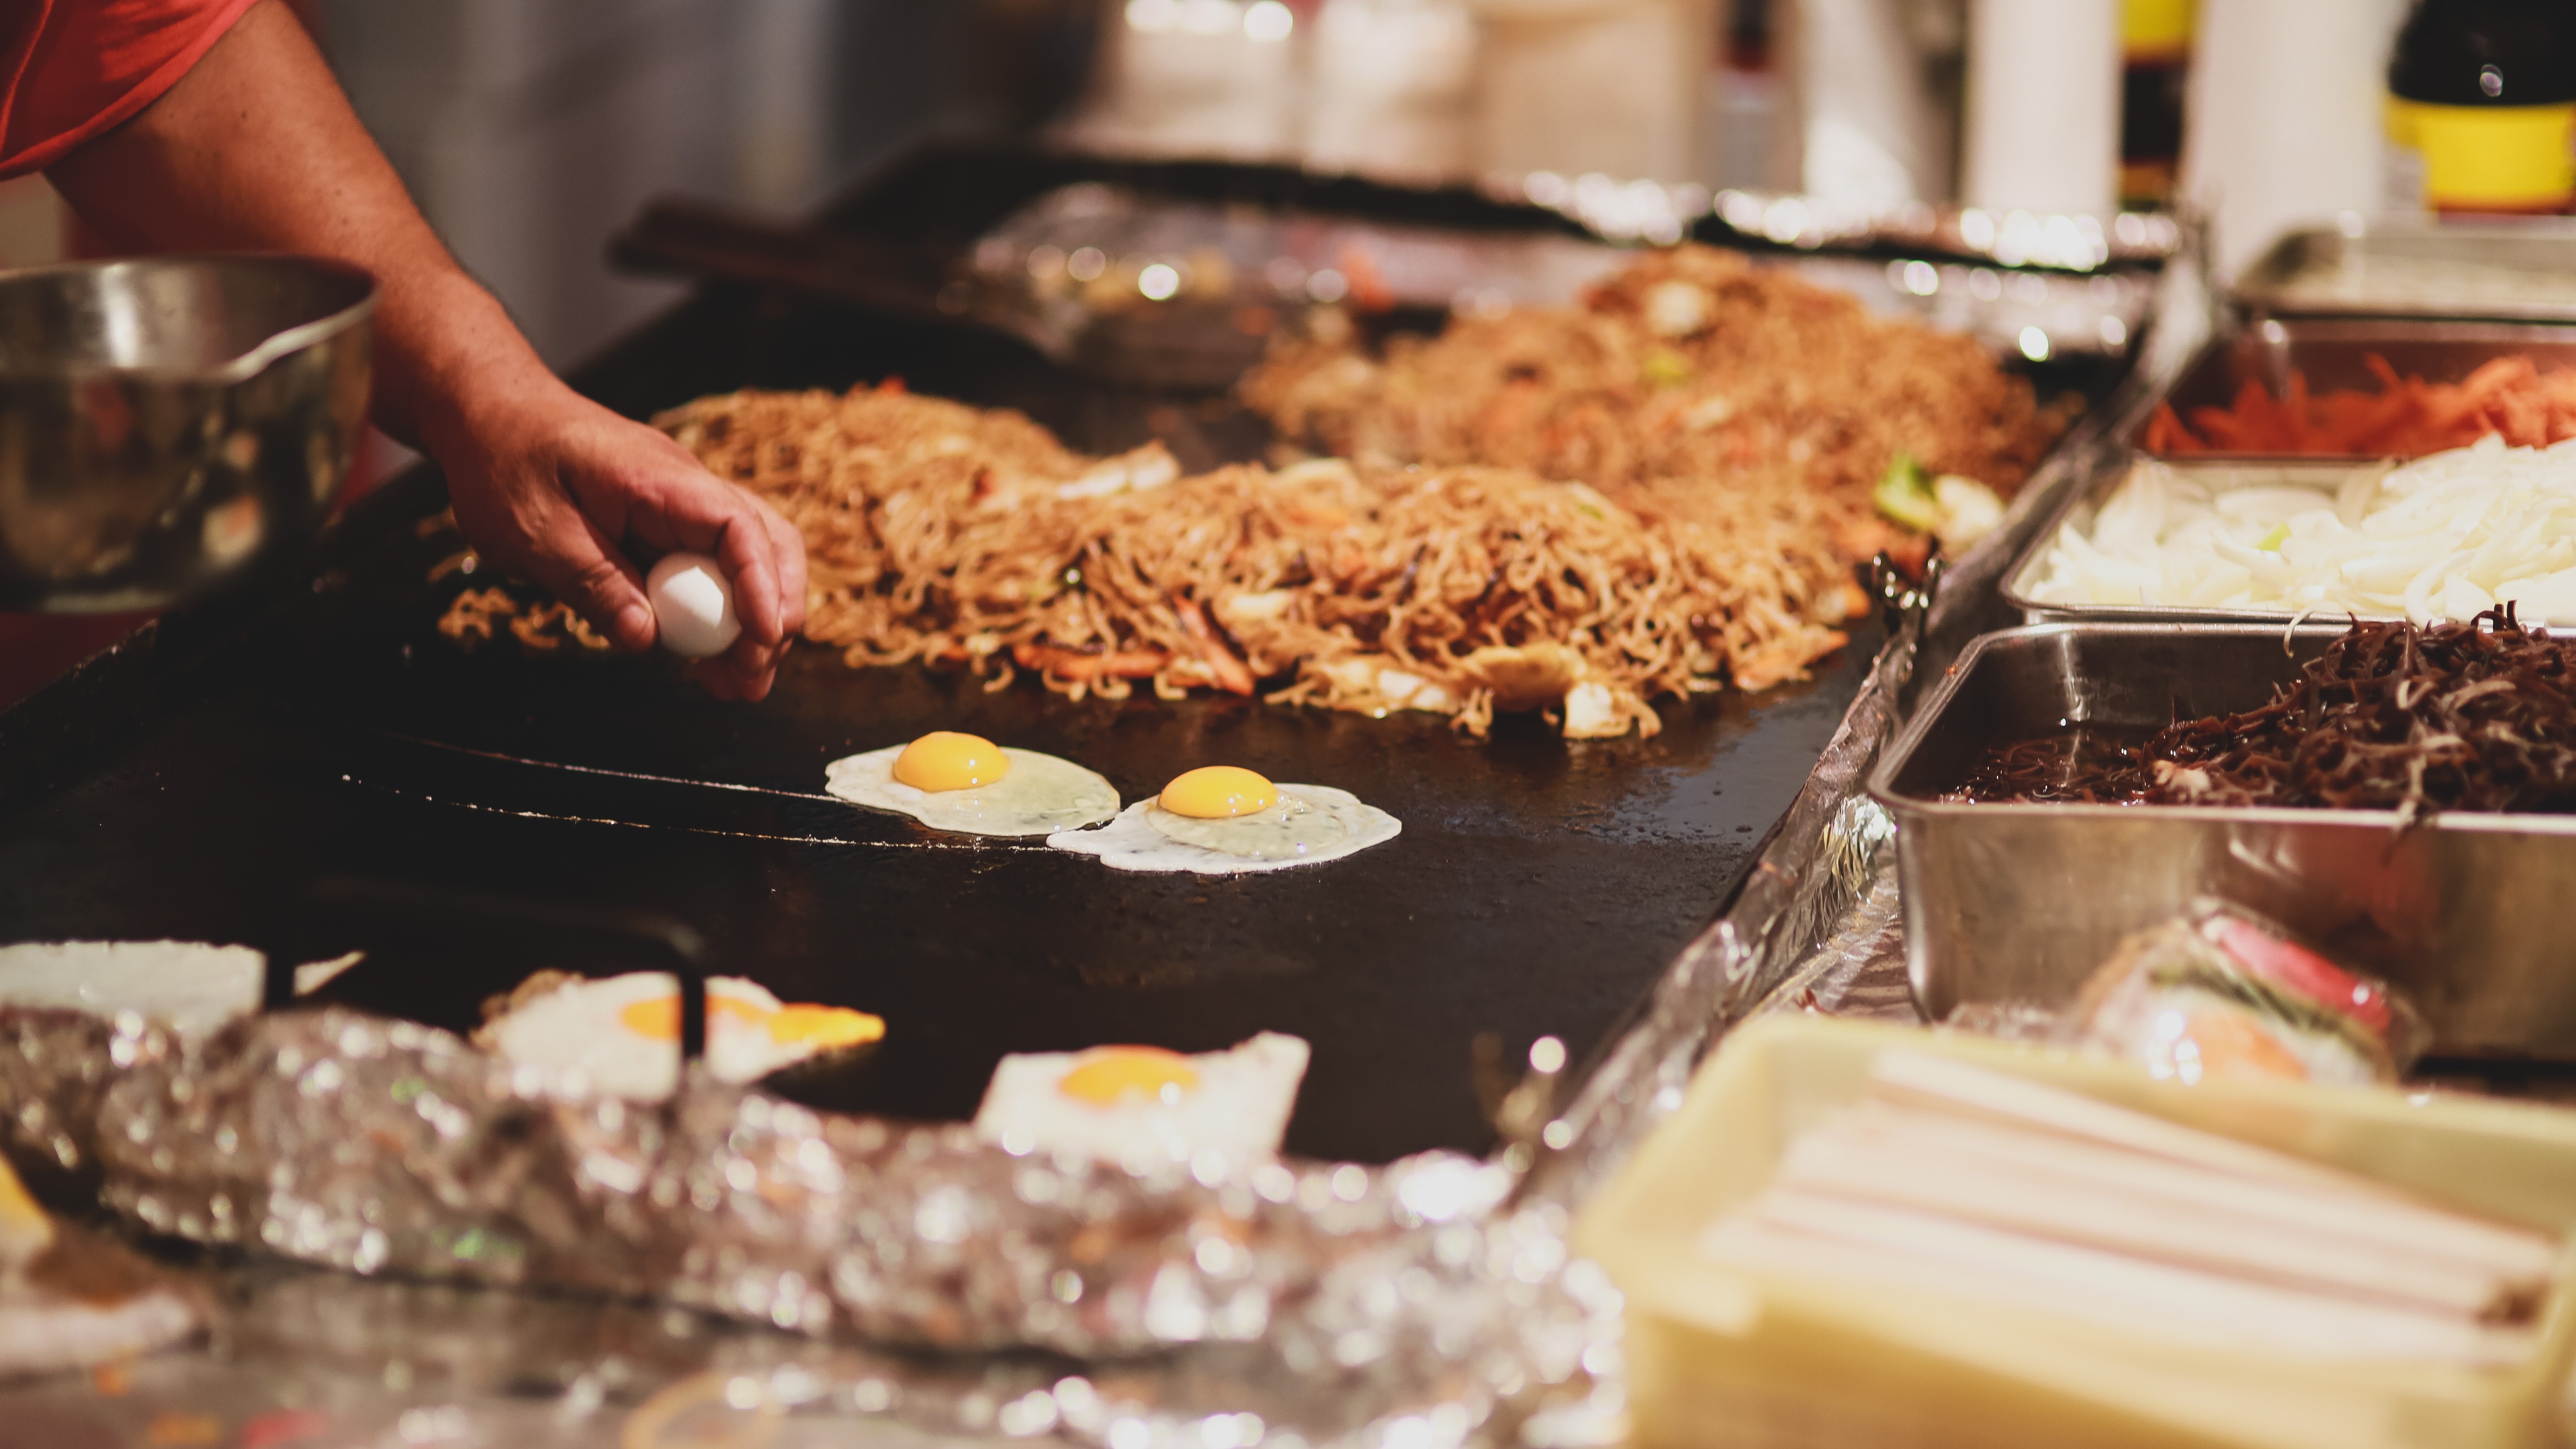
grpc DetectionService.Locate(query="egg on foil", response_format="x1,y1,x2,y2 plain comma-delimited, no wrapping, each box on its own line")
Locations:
0,940,362,1041
1047,766,1399,874
973,1033,1309,1165
475,970,884,1100
824,731,1119,837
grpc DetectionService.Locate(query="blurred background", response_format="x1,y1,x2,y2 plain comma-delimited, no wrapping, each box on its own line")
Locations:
1,0,2487,367
0,0,1018,366
0,0,2531,706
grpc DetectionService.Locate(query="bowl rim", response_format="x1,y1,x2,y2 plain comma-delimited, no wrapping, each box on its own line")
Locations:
0,253,378,386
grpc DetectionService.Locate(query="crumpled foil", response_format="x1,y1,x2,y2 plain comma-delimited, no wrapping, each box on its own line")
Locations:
0,1003,1619,1444
0,1005,175,1185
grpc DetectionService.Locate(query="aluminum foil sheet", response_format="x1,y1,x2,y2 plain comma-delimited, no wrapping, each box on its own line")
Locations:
0,1004,1619,1445
2,1258,1615,1449
0,1005,169,1182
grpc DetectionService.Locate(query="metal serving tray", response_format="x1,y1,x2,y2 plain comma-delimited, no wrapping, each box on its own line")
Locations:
2236,216,2576,324
1868,622,2576,1059
2004,315,2576,622
1999,452,2373,625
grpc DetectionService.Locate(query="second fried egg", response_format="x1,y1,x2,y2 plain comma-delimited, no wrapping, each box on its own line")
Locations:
1049,766,1399,874
825,732,1119,836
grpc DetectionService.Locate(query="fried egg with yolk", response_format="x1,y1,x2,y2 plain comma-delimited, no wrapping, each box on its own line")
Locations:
824,732,1119,836
973,1033,1309,1165
477,971,884,1100
1047,766,1398,873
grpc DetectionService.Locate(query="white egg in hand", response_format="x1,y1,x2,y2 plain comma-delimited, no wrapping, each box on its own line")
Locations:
646,552,742,658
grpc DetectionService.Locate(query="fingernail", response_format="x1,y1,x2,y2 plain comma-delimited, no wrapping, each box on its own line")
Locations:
617,601,655,645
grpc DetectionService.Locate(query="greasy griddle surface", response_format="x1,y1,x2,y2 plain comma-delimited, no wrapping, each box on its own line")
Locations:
0,582,1873,1161
0,145,1887,1162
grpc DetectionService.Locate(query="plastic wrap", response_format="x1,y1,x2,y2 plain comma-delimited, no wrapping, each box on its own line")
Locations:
2063,900,2429,1086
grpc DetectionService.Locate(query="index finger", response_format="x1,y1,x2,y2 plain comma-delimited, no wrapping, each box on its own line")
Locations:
749,491,808,636
597,464,790,649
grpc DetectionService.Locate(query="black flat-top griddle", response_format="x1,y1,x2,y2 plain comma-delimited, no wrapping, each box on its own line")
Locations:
0,492,1875,1163
0,144,2004,1164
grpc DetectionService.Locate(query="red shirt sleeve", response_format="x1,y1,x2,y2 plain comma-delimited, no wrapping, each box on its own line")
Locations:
0,0,262,178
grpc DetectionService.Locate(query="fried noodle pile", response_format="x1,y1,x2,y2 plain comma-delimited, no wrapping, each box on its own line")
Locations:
1243,245,2072,557
658,385,1862,738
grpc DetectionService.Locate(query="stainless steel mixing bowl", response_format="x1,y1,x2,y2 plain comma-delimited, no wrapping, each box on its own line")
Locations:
0,255,375,611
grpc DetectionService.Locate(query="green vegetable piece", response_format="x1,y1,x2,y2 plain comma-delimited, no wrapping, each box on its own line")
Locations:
1873,452,1939,532
2256,523,2290,552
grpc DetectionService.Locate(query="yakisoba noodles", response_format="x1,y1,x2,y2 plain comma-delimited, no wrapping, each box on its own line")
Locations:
1244,245,2072,552
657,385,1860,738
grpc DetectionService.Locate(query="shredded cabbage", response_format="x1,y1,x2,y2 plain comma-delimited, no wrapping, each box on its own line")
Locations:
2021,436,2576,623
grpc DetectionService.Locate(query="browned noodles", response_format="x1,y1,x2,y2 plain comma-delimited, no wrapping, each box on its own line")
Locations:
1242,244,2073,561
656,384,1860,738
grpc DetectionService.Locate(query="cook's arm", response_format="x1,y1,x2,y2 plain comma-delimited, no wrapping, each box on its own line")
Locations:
43,0,807,699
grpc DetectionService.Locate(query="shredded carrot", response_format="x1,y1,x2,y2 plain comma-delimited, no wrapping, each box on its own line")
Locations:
1173,598,1255,695
1012,642,1166,684
2147,353,2576,457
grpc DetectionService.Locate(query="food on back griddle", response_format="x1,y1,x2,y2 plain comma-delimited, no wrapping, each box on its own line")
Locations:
1243,245,2074,558
1948,610,2576,815
658,382,1862,739
2144,354,2576,458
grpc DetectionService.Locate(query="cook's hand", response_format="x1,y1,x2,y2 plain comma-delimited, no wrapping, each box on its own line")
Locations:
432,386,809,701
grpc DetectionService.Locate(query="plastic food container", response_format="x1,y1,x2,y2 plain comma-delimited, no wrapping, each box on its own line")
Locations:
1574,1013,2576,1449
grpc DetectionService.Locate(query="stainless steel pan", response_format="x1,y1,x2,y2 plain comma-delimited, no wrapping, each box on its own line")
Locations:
1869,622,2576,1059
2002,316,2576,623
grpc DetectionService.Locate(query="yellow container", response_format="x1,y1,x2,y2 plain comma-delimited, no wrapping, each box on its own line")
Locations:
1573,1015,2576,1449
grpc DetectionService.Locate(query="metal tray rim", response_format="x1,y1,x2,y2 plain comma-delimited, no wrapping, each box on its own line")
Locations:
2237,219,2576,324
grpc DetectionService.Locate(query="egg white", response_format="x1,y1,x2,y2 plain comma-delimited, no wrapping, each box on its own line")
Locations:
479,971,878,1100
973,1032,1309,1166
824,745,1119,837
0,941,262,1040
0,940,362,1040
1047,785,1398,874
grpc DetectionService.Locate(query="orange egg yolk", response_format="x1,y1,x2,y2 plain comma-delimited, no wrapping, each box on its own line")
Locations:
1056,1046,1202,1106
619,993,886,1048
893,731,1010,792
1157,765,1277,819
